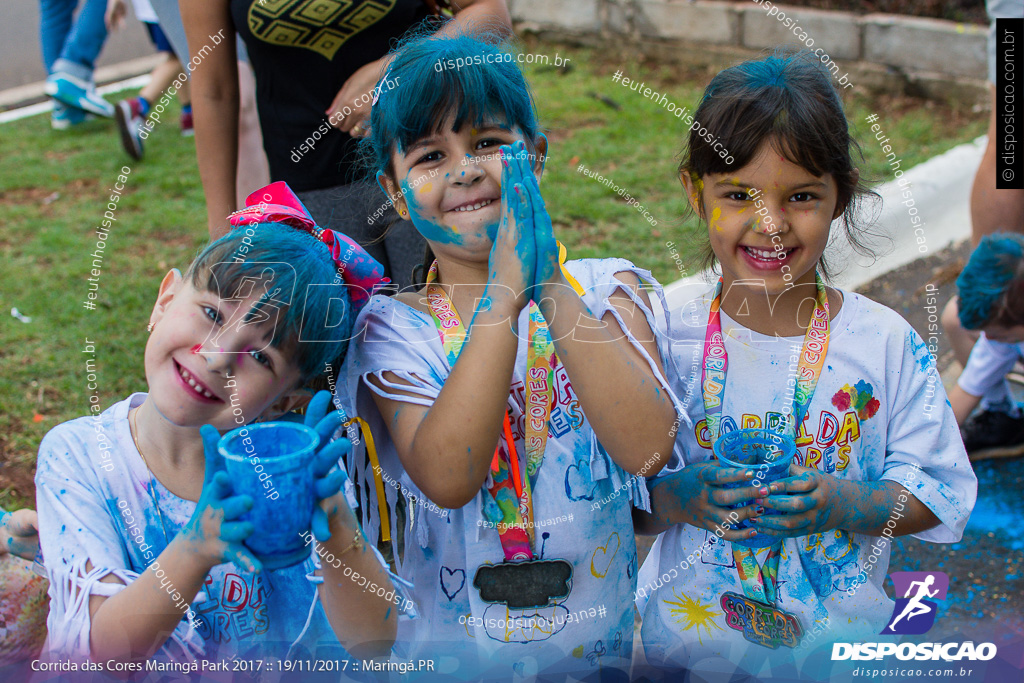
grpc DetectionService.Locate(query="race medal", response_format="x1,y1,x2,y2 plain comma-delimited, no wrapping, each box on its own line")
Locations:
473,559,574,610
720,591,803,649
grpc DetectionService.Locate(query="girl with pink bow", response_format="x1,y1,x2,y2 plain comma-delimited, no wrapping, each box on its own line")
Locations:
34,183,409,669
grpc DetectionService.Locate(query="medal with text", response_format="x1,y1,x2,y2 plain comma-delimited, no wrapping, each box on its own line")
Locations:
720,591,803,649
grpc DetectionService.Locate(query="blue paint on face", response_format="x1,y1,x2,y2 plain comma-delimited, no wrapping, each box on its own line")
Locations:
400,179,465,246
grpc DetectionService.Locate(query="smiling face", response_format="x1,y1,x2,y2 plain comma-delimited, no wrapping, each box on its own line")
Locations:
383,116,544,265
683,139,843,295
144,270,305,431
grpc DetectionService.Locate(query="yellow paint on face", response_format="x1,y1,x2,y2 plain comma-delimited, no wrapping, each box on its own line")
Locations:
710,206,722,232
418,183,433,194
470,128,478,136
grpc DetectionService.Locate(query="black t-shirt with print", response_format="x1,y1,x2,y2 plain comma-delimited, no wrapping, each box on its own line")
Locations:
233,0,429,191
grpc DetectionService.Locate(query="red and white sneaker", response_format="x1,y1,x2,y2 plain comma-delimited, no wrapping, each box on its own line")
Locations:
180,109,194,137
114,97,146,160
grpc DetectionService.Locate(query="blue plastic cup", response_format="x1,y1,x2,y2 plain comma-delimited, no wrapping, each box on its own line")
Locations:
713,428,796,548
218,422,320,570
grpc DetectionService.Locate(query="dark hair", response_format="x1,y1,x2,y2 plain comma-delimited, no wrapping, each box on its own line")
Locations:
680,48,880,280
957,233,1024,330
186,225,354,392
362,30,542,285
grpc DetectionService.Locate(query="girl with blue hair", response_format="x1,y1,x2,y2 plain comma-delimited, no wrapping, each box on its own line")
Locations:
633,50,977,679
337,32,683,679
34,184,410,668
949,232,1024,458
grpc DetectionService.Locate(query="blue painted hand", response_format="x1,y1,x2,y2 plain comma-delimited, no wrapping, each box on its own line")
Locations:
487,142,535,311
184,425,262,572
757,463,844,537
303,390,355,541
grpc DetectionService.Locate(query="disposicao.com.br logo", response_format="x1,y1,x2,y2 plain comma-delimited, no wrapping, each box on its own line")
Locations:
884,571,948,635
831,571,997,662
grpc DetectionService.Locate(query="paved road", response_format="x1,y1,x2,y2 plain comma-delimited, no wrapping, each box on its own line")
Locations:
1,0,154,90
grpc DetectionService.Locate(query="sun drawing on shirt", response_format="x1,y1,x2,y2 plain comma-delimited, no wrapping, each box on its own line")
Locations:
664,589,723,645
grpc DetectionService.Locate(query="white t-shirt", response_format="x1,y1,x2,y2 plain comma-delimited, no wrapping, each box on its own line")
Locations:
337,259,686,680
34,393,392,670
637,287,977,679
131,0,159,24
956,333,1023,398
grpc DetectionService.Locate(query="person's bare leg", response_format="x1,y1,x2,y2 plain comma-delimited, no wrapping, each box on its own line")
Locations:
236,59,269,206
139,52,181,104
177,70,191,107
970,86,1024,245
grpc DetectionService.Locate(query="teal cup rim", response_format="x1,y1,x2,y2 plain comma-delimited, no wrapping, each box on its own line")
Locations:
713,428,796,470
218,421,320,465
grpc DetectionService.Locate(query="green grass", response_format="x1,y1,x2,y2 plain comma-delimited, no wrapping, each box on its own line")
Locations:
0,42,986,509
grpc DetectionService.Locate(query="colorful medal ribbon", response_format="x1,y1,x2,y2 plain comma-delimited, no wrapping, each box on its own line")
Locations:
425,262,562,561
701,274,830,607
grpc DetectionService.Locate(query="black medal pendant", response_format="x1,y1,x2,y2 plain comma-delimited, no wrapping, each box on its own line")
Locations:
473,559,573,609
720,591,803,649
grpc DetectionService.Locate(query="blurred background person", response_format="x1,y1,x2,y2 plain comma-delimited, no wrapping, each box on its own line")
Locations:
40,0,115,128
941,0,1024,454
106,0,192,159
948,234,1024,459
0,508,48,670
180,0,511,290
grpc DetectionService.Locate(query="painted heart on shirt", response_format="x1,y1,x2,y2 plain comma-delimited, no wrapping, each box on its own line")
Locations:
440,566,466,601
564,462,597,501
590,532,620,578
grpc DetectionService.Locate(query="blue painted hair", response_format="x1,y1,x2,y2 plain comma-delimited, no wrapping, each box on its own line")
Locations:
363,30,540,176
957,233,1024,329
682,48,880,280
186,225,353,390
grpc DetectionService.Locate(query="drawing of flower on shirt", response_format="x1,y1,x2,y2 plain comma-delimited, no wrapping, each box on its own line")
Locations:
831,381,880,421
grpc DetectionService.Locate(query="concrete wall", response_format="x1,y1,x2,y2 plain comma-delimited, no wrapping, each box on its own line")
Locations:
507,0,989,101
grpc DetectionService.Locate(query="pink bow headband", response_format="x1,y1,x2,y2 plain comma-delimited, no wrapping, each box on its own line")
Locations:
228,182,390,310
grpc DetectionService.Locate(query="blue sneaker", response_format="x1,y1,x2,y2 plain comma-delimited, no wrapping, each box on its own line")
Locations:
45,72,114,118
50,101,95,130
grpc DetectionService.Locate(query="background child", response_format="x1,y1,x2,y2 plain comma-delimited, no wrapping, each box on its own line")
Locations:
35,185,405,666
337,33,683,679
0,509,48,667
106,0,193,159
948,232,1024,458
634,50,977,680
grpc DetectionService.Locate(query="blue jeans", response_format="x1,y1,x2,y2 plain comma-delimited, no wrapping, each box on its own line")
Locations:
39,0,109,80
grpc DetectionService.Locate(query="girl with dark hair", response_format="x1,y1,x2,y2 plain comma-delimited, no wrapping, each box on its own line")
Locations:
634,51,977,678
34,184,409,667
337,32,682,679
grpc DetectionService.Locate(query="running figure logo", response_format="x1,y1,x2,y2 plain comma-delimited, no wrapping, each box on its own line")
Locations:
881,571,948,635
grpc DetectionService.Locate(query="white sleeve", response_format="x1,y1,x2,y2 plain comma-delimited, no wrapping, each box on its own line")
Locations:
35,427,203,661
956,334,1020,397
881,329,977,543
349,299,447,408
567,259,691,510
